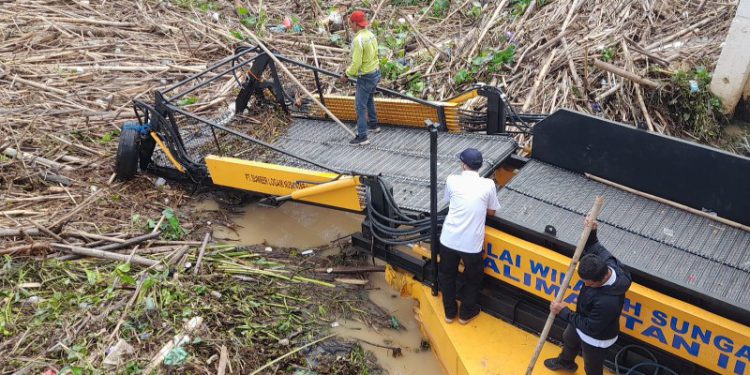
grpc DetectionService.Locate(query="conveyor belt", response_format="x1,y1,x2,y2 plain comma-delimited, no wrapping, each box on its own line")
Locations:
495,160,750,314
272,118,517,212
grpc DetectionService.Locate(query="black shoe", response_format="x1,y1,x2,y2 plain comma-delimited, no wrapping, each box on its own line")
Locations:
459,312,480,325
368,124,382,133
544,358,578,372
349,135,370,145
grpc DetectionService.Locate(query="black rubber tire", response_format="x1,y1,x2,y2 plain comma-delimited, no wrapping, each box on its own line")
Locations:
115,121,141,181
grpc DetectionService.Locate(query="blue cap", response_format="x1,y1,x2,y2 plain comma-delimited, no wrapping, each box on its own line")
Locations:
458,148,483,170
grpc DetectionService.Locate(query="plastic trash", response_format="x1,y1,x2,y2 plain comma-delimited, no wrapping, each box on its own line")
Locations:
269,25,286,33
164,347,189,366
103,339,135,366
264,246,273,252
155,177,166,187
689,80,699,93
282,17,293,29
301,249,314,256
145,297,156,312
391,316,401,330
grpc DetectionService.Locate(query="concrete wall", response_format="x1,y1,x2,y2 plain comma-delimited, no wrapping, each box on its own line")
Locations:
710,0,750,115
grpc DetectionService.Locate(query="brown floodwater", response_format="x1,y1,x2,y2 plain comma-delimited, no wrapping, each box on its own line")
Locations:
204,200,363,248
199,200,445,374
333,271,446,375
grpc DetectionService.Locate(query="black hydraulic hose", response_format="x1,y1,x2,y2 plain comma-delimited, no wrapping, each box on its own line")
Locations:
610,345,679,375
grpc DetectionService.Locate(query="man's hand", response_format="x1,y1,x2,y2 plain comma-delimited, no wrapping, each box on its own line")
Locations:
338,74,349,84
550,301,565,315
584,214,598,230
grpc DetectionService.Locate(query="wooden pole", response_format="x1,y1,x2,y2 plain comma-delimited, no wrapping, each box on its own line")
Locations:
592,59,660,89
52,243,162,269
525,196,605,375
465,0,508,60
586,173,750,232
193,232,210,275
244,31,356,138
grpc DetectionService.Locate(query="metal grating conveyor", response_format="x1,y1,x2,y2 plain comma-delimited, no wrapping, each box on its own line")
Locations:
495,160,750,314
270,118,517,213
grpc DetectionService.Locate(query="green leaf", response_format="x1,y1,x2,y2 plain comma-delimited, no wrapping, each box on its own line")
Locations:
454,69,473,86
161,208,185,240
85,270,98,285
229,30,245,40
99,130,119,144
115,263,136,286
177,97,198,106
116,263,131,274
237,7,249,16
241,16,258,28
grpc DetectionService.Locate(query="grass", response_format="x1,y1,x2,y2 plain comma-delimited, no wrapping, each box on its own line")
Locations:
172,0,218,12
0,246,383,373
657,66,726,141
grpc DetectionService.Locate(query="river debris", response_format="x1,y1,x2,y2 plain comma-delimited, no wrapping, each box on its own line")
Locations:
0,244,388,373
1,0,746,252
1,0,747,372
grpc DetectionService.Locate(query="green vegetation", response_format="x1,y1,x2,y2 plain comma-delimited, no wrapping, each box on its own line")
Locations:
601,47,616,62
453,69,473,86
99,130,119,144
430,0,450,17
454,45,516,87
177,96,199,106
173,0,218,12
390,0,427,6
467,1,483,19
407,73,426,96
0,247,380,373
511,0,548,16
662,67,725,141
380,58,409,80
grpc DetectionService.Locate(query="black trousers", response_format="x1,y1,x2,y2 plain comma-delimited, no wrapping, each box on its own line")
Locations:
559,323,608,375
438,245,484,320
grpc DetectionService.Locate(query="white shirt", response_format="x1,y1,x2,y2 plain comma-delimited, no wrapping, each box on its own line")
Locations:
439,170,501,253
577,267,618,348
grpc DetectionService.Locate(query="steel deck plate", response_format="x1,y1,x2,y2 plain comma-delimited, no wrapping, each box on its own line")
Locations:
495,160,750,313
271,118,517,212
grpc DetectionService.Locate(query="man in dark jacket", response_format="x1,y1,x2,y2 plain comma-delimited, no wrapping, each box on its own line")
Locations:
545,218,632,375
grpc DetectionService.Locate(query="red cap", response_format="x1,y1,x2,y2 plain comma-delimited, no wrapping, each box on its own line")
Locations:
350,10,369,27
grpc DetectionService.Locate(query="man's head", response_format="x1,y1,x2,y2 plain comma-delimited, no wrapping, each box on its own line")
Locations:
458,148,483,171
577,254,609,287
349,10,369,31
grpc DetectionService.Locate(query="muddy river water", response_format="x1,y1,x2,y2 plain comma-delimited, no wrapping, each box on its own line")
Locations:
203,201,445,375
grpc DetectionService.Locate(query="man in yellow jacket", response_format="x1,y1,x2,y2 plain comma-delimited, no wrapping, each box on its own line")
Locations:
338,10,381,146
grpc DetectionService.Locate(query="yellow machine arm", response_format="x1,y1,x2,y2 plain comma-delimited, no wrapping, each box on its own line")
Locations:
205,155,365,211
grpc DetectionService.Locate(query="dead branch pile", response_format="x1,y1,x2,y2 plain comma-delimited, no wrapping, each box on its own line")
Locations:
0,0,743,253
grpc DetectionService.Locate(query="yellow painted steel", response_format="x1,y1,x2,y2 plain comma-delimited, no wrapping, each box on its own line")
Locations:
407,229,750,374
446,90,479,104
480,227,750,375
385,265,601,375
310,95,462,132
150,132,185,173
204,155,363,211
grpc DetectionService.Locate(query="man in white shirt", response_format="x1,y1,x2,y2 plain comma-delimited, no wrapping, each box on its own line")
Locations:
439,148,500,324
546,218,632,375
